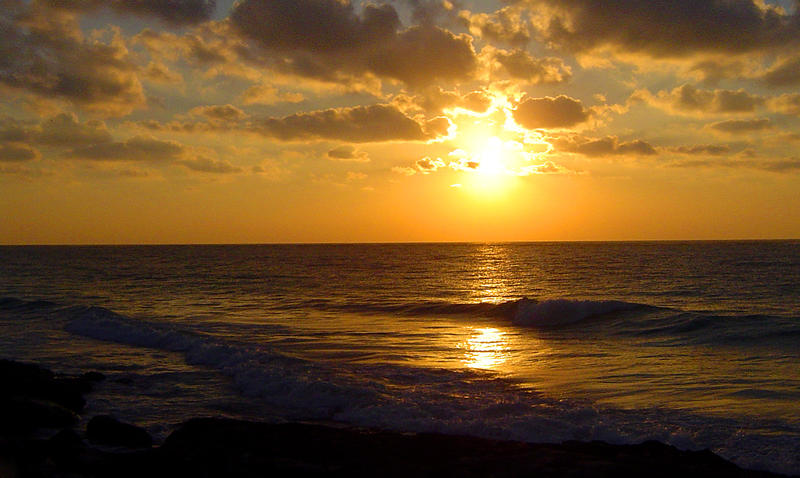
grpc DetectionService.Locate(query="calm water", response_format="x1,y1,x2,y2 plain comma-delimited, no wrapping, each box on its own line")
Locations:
1,242,798,473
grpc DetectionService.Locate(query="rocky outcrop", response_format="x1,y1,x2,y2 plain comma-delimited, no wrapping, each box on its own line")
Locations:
87,415,153,449
0,360,793,478
0,359,104,434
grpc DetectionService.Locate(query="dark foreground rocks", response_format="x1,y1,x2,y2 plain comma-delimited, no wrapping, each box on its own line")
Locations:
0,359,795,478
0,359,103,434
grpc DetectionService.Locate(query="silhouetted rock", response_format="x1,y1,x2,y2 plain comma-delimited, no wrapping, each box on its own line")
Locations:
0,396,78,433
152,418,786,478
0,360,793,478
87,415,153,449
0,359,97,413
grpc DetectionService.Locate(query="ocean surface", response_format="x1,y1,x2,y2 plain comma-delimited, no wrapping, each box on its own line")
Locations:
1,242,798,474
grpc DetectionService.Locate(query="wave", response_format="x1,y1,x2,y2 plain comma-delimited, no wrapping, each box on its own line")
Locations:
301,297,648,328
3,297,798,474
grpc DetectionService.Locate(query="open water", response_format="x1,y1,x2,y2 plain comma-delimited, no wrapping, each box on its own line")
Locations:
0,242,798,474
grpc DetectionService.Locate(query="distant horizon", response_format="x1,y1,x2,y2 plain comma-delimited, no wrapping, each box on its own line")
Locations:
2,237,798,247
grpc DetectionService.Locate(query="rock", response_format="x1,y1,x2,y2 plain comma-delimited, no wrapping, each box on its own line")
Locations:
87,415,152,449
0,359,99,412
81,371,106,383
0,396,78,433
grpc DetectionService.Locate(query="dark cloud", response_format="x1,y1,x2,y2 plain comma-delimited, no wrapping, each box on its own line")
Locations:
252,104,446,143
393,88,491,115
177,156,242,174
229,0,477,88
671,156,800,173
554,135,657,157
65,135,186,161
0,142,40,162
759,157,800,172
36,113,112,146
493,49,571,84
689,60,747,85
761,55,800,87
327,145,370,162
672,144,731,156
41,0,217,26
709,118,772,133
189,104,248,122
367,25,477,86
231,0,399,53
0,2,144,116
523,0,799,57
415,156,445,173
513,95,589,129
1,113,111,147
631,85,765,115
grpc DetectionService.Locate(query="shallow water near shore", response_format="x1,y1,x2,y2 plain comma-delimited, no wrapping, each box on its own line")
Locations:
1,242,798,474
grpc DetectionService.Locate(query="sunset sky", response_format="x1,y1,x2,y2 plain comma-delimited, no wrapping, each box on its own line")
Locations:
2,0,800,244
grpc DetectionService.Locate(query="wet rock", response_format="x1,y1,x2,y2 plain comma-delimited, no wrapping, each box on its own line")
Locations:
87,415,153,449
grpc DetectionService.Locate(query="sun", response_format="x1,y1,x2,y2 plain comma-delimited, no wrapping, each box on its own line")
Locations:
462,135,517,194
476,136,508,176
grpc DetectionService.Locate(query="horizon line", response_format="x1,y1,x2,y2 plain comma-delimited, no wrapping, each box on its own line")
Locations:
1,238,798,247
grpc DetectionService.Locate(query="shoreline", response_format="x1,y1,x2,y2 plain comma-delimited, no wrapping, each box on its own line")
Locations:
1,359,793,478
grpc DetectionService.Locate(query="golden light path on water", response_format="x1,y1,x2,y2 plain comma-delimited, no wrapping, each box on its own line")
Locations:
460,327,510,370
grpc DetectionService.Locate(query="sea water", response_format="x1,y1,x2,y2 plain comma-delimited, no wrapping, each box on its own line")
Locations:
0,242,798,474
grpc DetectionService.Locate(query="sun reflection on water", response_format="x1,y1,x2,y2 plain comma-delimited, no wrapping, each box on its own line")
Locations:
460,327,509,370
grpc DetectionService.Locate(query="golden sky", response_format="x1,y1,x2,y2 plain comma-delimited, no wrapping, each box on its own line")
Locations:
1,0,799,243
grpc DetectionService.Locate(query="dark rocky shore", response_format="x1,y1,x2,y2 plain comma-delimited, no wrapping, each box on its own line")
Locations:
0,359,793,478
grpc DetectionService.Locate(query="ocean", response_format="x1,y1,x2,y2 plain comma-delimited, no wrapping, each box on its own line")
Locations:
1,242,798,474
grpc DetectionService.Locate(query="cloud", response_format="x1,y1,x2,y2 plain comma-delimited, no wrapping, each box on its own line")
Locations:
365,25,477,87
769,94,800,116
229,0,477,88
522,0,800,57
1,113,112,148
143,62,183,84
759,157,800,172
709,118,772,134
492,49,571,84
393,88,492,115
252,104,447,143
35,113,112,146
65,135,186,161
518,160,575,175
513,95,590,129
630,85,765,116
0,143,40,162
457,6,531,47
240,85,304,106
177,156,243,174
327,145,370,162
230,0,399,53
554,135,658,157
0,2,145,116
42,0,217,26
761,55,800,87
189,104,249,122
672,144,731,156
415,156,446,173
672,156,800,173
